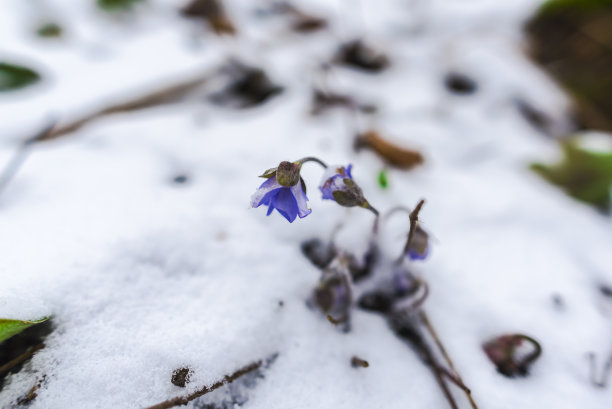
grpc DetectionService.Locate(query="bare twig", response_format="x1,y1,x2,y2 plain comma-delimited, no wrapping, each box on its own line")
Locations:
390,316,459,409
142,359,264,409
420,311,479,409
0,123,56,197
396,199,425,263
0,71,211,200
0,343,45,374
43,73,210,141
588,351,612,388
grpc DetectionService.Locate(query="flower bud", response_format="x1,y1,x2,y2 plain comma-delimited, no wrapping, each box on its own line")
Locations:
276,161,301,187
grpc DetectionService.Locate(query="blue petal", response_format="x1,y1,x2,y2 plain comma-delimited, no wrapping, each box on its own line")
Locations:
266,201,275,215
270,187,299,222
291,182,312,218
319,174,345,200
345,164,353,179
251,176,283,208
407,247,429,261
319,164,354,201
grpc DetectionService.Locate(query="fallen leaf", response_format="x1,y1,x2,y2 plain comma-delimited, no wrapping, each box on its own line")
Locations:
0,317,50,344
355,130,424,170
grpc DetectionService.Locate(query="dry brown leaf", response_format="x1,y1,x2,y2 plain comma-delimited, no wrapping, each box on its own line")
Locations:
355,130,424,170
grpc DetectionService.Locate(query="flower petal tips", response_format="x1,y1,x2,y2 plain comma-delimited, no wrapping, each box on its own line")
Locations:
251,175,311,222
319,164,352,200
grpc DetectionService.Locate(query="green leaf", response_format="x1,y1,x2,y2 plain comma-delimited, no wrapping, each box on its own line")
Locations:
531,139,612,211
0,317,50,344
97,0,145,12
258,167,277,178
37,22,63,38
0,63,40,92
377,169,388,189
539,0,612,14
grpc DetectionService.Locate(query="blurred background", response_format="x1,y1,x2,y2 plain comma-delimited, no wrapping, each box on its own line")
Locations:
1,1,612,409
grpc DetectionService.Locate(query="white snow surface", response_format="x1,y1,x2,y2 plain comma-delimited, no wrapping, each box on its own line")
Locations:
1,0,611,408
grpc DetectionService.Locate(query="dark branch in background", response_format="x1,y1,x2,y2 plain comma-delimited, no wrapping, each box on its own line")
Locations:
43,72,210,142
0,344,44,374
588,352,612,388
0,70,211,199
142,358,265,409
0,122,56,197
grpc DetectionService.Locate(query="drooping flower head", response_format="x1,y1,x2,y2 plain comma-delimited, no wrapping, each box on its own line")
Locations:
482,334,542,377
309,254,353,332
319,164,371,210
251,161,311,223
406,225,429,261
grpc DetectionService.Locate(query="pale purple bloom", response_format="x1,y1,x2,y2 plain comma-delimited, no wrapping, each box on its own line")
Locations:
406,225,429,261
251,175,311,222
319,164,355,200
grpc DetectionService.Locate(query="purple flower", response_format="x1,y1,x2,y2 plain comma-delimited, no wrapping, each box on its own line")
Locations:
251,174,311,223
406,225,429,261
320,164,353,199
319,164,370,209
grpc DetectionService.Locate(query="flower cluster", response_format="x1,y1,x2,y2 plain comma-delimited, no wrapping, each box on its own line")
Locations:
251,159,374,223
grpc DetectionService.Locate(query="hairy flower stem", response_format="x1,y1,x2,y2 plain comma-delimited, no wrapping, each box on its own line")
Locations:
389,315,459,409
297,156,328,169
420,311,479,409
397,199,425,263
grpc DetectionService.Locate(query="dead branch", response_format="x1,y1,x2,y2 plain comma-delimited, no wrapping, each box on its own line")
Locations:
142,359,264,409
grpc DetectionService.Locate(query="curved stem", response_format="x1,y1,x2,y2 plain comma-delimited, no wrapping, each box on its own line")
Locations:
383,205,412,221
297,156,328,169
396,199,426,263
401,280,429,313
516,334,542,366
364,202,380,220
420,311,479,409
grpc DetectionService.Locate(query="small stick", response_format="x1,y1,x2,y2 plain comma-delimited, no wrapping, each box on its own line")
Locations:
143,359,264,409
420,311,479,409
0,343,45,374
0,123,56,197
397,199,425,263
43,73,210,141
588,351,612,388
389,315,459,409
414,325,459,409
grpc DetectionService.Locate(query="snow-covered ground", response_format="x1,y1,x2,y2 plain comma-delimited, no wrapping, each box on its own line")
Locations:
1,0,611,408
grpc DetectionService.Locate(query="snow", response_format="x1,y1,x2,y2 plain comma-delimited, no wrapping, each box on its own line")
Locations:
1,0,611,408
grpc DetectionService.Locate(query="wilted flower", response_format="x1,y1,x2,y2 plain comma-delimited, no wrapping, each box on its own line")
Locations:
406,225,429,261
319,164,369,208
251,161,311,222
309,255,353,331
482,334,542,377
